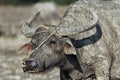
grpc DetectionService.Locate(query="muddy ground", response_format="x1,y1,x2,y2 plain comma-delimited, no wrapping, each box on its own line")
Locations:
0,5,67,80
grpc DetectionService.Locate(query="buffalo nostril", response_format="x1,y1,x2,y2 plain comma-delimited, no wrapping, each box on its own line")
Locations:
24,59,37,68
30,60,37,67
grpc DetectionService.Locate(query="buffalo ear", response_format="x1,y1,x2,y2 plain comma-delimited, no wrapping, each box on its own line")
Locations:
18,43,34,55
62,37,77,55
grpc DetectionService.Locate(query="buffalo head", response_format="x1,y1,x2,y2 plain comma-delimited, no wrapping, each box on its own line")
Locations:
21,5,99,73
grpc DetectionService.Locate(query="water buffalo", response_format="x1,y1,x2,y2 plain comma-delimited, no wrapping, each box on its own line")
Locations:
19,27,95,80
21,0,120,80
21,11,98,80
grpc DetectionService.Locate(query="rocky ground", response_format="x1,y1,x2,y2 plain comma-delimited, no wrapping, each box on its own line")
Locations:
0,5,67,80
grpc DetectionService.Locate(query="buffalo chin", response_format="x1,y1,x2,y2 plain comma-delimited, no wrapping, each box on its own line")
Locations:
22,66,56,74
22,67,41,73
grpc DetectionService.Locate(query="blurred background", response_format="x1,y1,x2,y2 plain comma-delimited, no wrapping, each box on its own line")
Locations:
0,0,75,5
0,0,76,80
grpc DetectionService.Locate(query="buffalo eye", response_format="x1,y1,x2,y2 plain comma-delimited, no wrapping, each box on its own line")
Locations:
65,42,71,48
48,36,57,45
49,40,56,44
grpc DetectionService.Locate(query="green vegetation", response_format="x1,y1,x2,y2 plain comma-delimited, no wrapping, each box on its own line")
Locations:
0,0,76,5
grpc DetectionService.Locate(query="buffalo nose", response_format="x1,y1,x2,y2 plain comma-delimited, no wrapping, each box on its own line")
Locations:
23,59,37,68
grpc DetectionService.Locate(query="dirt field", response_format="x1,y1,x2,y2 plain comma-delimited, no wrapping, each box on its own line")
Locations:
0,5,67,80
